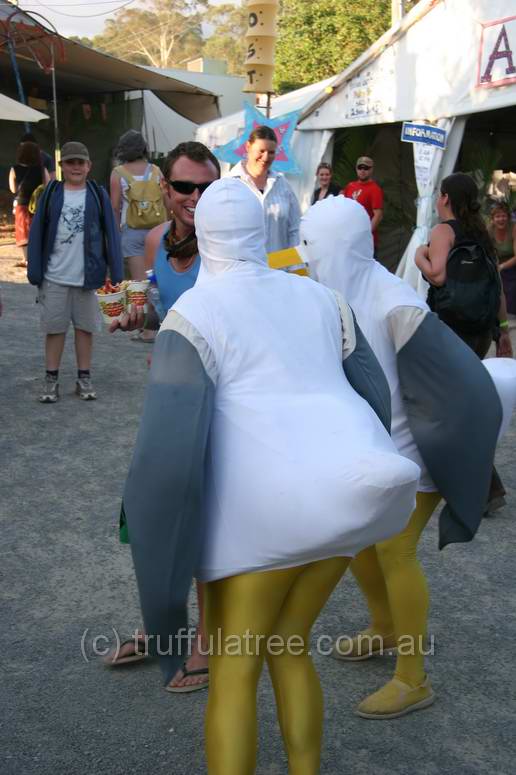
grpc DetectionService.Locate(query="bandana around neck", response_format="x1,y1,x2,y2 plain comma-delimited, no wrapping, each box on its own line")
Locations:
164,217,198,261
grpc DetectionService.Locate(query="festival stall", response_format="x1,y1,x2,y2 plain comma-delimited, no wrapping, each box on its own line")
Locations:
197,0,516,277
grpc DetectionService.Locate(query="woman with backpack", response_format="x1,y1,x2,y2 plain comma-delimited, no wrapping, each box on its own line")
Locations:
9,140,50,267
415,172,512,512
414,172,512,359
110,130,165,278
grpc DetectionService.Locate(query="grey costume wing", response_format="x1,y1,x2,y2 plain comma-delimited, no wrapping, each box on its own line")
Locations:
333,293,392,433
123,328,214,684
396,312,502,549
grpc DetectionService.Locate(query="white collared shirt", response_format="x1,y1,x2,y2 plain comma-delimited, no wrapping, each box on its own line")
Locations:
228,161,301,253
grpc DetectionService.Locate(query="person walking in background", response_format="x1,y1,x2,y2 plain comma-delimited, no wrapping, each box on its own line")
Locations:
311,162,340,204
342,156,384,252
20,131,56,181
415,172,511,512
110,130,165,342
110,130,165,281
228,125,301,252
488,201,516,317
9,140,50,268
27,141,122,403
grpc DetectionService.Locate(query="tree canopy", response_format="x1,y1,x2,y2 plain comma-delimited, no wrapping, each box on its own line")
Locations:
90,0,207,69
275,0,420,93
75,1,421,90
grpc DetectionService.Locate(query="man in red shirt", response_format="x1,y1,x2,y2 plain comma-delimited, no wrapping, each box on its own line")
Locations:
342,156,384,250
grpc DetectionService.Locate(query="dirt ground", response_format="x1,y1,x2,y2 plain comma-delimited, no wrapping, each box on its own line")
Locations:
1,250,515,775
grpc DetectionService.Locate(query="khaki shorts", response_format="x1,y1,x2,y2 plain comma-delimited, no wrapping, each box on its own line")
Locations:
38,280,102,334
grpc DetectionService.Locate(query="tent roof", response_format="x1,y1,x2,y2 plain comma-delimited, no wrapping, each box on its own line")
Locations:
197,76,337,148
300,0,516,131
0,3,219,124
0,91,48,122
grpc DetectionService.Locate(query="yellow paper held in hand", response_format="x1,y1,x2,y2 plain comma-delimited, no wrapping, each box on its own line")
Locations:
267,247,308,276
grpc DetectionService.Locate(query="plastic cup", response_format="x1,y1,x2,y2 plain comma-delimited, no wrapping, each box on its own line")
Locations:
126,280,150,313
95,289,127,324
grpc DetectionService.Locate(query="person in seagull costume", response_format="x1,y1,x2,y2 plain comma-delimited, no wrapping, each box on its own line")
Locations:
123,178,420,773
300,195,516,720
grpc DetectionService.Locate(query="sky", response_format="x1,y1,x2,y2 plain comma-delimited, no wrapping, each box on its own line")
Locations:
15,0,236,39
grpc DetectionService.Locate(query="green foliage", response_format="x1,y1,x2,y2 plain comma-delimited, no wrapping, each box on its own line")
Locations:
275,0,421,93
203,3,248,75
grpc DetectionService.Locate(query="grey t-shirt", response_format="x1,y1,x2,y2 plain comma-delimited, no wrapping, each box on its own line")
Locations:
45,188,86,287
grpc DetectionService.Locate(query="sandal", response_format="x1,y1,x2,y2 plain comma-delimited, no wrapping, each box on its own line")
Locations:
103,637,149,666
165,661,209,694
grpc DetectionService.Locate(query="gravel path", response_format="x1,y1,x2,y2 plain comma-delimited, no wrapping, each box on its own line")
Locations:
1,254,515,775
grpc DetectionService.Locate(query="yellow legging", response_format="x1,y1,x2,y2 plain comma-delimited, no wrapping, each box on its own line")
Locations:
204,556,351,775
350,490,442,687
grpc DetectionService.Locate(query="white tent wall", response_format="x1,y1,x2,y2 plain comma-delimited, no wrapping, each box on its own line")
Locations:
140,69,254,155
300,0,516,132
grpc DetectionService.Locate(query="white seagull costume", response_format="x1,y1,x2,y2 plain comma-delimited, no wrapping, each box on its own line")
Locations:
124,179,420,682
301,196,516,550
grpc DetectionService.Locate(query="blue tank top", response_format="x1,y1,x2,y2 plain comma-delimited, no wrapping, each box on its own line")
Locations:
154,231,201,314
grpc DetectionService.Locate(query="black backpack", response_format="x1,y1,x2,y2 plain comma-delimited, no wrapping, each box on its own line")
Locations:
427,240,501,334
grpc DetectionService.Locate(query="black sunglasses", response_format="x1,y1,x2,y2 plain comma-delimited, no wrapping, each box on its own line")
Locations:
356,164,372,171
167,179,213,195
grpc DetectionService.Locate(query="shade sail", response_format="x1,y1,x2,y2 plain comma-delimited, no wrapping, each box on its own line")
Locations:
0,3,220,124
0,92,48,122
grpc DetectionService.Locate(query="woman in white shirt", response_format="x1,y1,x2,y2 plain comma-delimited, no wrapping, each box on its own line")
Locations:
228,125,301,252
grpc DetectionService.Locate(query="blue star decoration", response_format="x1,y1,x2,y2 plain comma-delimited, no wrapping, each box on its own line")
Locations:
213,102,301,175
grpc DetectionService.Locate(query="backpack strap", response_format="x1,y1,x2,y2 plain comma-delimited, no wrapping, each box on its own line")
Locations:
114,165,135,187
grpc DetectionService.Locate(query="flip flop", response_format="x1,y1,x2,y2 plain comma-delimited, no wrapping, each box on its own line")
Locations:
130,331,155,343
165,661,209,694
103,637,149,667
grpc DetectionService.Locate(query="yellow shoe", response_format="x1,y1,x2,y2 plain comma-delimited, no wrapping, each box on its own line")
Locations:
355,676,435,719
331,628,397,661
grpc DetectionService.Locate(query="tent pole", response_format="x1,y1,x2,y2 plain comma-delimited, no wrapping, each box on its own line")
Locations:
51,44,61,180
7,37,29,132
266,92,272,119
142,90,150,143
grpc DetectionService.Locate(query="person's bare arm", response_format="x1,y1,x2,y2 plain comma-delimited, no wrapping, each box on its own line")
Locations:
144,221,169,271
415,223,454,286
8,168,17,194
496,290,513,358
109,170,122,227
499,225,516,271
371,208,383,232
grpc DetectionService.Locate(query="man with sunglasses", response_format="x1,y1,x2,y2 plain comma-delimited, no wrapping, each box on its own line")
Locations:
110,142,219,335
342,156,384,252
106,142,219,693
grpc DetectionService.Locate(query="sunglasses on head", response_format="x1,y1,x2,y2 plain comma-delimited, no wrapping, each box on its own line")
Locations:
167,179,212,195
357,164,372,171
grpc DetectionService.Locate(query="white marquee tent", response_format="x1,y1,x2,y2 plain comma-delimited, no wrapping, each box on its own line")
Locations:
197,0,516,289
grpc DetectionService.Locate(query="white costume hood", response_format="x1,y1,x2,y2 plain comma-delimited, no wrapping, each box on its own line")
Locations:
194,177,268,280
300,195,426,319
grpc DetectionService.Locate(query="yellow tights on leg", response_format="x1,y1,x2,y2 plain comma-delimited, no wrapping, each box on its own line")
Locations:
351,491,441,687
204,557,350,775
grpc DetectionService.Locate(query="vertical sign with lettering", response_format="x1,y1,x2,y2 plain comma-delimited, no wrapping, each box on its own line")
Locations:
243,0,279,94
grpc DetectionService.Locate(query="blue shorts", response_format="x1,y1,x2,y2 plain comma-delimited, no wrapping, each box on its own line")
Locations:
120,225,150,259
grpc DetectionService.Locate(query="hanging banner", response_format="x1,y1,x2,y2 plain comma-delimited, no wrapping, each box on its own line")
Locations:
213,102,301,174
401,122,447,149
